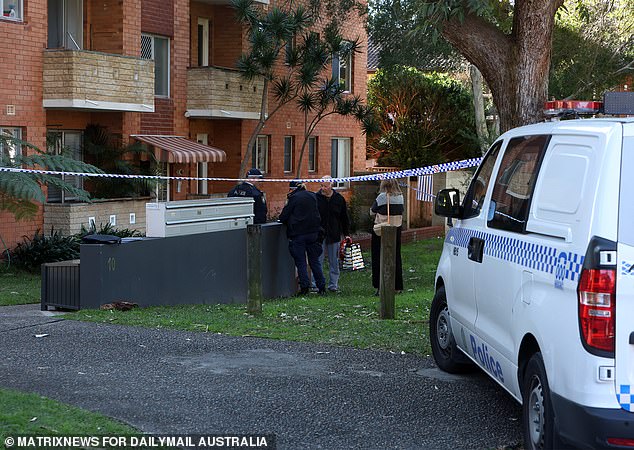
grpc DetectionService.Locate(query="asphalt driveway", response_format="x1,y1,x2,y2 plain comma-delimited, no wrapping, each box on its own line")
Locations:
0,305,522,449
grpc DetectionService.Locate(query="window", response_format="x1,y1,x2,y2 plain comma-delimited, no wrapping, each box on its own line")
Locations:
462,141,502,219
48,0,83,48
197,134,208,194
252,135,269,173
1,0,23,21
285,35,296,65
0,127,21,165
487,135,550,233
308,136,317,172
197,18,209,67
332,42,352,92
141,34,170,97
283,136,293,173
46,130,83,202
331,137,350,188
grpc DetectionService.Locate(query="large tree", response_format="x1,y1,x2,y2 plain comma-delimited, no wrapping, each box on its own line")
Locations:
416,0,564,132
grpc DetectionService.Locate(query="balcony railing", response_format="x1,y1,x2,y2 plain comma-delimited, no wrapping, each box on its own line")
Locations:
186,66,264,120
43,49,154,112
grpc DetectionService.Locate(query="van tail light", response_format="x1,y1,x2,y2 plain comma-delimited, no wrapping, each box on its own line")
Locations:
607,438,634,447
578,269,616,354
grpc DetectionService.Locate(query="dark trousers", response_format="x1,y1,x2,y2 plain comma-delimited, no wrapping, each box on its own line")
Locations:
289,232,325,291
371,227,403,291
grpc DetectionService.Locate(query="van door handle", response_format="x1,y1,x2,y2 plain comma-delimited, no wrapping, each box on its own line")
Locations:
630,332,634,345
468,237,485,263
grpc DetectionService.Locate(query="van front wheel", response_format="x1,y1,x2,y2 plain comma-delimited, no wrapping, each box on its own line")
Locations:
429,287,471,373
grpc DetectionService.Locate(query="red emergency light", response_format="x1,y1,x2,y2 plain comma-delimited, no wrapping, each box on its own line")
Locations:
544,100,603,116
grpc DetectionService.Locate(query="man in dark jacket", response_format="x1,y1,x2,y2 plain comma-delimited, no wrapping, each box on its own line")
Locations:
228,168,267,224
279,181,326,295
316,177,350,292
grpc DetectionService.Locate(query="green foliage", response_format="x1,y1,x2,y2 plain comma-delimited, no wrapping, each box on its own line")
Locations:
0,134,102,220
10,223,144,272
549,0,634,99
77,222,144,239
10,229,80,272
368,66,479,168
82,124,156,199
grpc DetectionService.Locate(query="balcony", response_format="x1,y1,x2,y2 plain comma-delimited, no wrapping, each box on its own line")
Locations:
186,66,264,120
43,50,155,112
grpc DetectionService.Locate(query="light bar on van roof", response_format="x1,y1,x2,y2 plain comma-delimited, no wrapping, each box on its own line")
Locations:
604,92,634,115
544,100,602,116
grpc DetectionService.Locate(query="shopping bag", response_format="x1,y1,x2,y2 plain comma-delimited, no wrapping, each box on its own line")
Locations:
341,240,365,271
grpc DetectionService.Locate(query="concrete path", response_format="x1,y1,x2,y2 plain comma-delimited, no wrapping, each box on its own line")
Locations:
0,304,522,449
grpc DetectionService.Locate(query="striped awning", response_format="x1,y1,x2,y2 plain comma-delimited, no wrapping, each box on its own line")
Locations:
132,135,227,163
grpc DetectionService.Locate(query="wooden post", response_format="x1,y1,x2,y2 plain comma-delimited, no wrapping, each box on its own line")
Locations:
247,224,262,315
379,225,396,319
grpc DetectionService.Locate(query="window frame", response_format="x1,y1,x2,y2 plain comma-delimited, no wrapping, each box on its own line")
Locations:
252,135,269,174
0,127,22,165
331,137,351,188
283,135,294,173
461,141,503,220
1,0,23,21
308,136,317,172
332,41,352,93
486,135,551,233
141,33,170,98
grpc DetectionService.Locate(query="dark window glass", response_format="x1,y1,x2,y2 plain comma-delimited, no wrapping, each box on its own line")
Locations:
487,135,550,233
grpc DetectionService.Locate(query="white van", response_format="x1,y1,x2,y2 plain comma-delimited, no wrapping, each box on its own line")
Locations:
432,112,634,449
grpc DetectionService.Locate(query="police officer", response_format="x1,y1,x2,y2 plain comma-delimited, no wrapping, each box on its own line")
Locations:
228,168,267,224
279,181,326,296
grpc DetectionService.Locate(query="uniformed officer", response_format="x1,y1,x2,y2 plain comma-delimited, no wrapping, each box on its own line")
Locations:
228,168,267,224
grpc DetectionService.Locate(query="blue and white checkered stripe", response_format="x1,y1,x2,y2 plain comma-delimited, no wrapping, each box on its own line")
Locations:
621,261,634,276
618,385,633,411
446,228,584,282
0,156,483,185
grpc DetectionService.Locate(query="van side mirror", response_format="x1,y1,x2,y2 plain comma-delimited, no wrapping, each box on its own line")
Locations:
434,188,463,218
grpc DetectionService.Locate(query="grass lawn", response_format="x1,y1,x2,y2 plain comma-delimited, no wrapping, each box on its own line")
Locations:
67,237,444,356
0,270,40,306
0,388,138,449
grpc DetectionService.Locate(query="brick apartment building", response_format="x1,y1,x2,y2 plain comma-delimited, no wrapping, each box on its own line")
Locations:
0,0,367,248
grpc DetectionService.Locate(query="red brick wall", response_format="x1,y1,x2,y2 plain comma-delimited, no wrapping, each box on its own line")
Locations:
0,1,48,248
88,0,124,54
141,0,174,36
212,6,242,68
173,0,189,135
141,99,174,134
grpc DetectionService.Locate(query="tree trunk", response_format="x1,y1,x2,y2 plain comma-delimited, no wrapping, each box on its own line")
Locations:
469,64,489,153
440,0,564,132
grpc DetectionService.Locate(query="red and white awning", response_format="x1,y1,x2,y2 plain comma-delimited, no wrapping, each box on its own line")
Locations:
132,135,227,163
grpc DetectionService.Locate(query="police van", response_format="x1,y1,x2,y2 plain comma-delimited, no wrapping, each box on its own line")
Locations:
431,94,634,449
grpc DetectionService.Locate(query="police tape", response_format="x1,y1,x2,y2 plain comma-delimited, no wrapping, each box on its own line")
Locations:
0,157,482,184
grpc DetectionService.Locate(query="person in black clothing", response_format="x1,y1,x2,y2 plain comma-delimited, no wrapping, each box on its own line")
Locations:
228,168,267,224
279,181,326,295
316,177,350,292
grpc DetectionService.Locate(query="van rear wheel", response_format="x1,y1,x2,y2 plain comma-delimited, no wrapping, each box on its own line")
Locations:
522,353,563,450
429,287,472,373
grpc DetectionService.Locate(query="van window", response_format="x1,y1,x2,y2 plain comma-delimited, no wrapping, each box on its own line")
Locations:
488,135,550,233
462,141,502,219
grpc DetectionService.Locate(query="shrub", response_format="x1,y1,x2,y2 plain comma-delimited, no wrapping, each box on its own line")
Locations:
76,222,144,239
11,230,80,272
